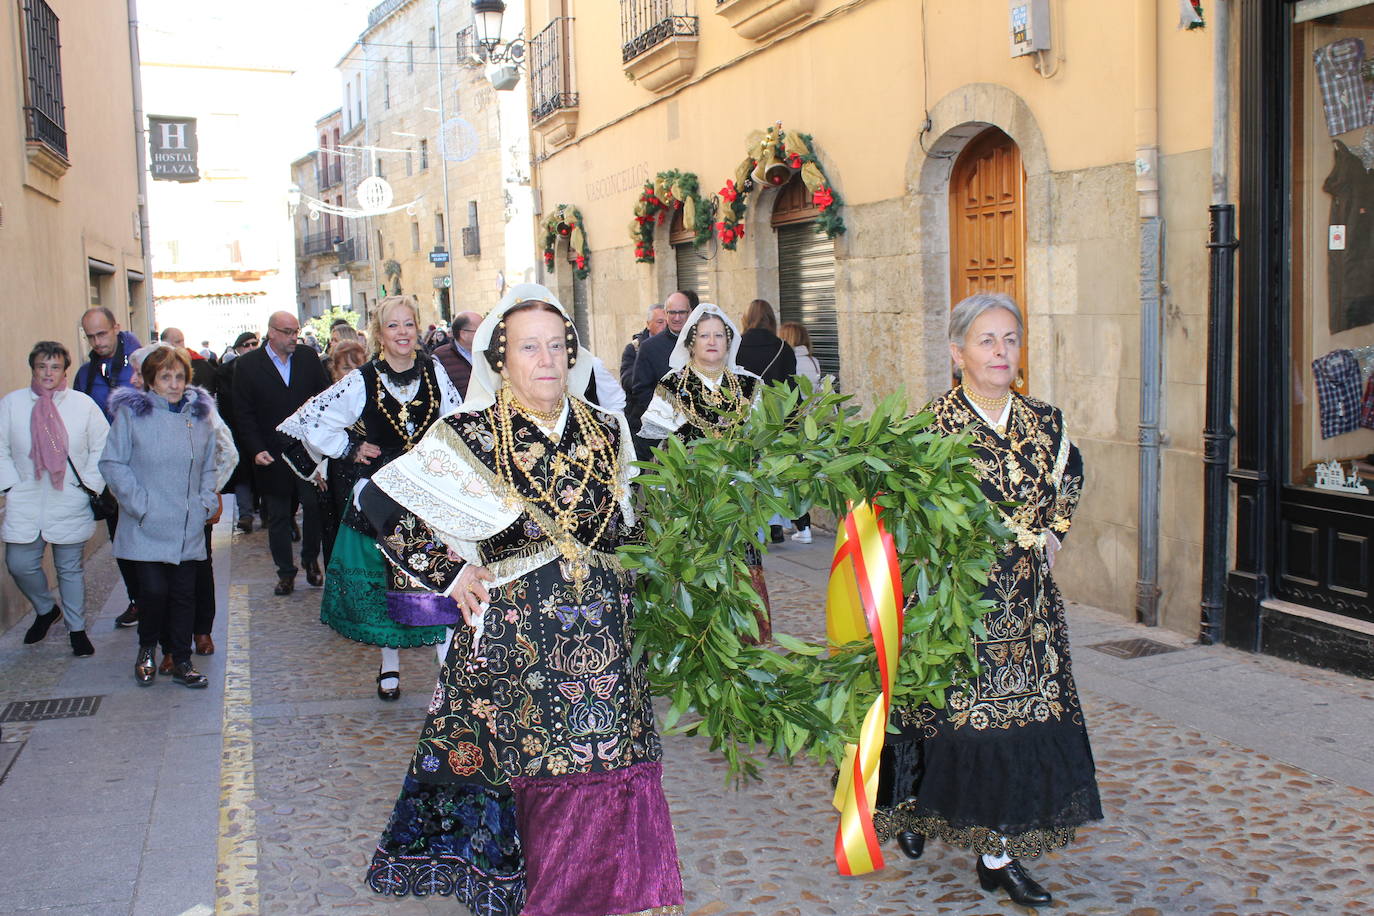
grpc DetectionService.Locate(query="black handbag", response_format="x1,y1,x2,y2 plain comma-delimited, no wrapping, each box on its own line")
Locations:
66,457,117,521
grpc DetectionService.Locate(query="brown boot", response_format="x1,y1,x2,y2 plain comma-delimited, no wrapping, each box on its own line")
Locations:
158,653,174,675
747,565,773,644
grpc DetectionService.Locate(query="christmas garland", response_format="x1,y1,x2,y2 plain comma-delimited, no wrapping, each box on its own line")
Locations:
541,204,590,280
715,124,846,251
622,380,1002,779
628,170,714,263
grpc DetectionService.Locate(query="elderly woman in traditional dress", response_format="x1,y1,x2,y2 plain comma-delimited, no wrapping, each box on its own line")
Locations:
358,284,682,916
638,303,771,641
874,292,1101,908
277,296,461,701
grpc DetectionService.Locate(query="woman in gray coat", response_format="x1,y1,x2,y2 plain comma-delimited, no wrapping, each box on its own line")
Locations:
99,346,218,688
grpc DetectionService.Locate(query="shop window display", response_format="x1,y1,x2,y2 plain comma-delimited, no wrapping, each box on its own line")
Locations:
1292,4,1374,489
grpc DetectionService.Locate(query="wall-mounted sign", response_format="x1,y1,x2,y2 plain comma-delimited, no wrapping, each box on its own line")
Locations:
148,116,199,182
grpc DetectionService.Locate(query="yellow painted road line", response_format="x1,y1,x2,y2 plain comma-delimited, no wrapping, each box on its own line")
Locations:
216,583,258,914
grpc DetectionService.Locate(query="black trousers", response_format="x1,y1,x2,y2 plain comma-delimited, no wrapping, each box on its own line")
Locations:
194,523,214,635
104,511,140,605
264,476,321,579
135,560,196,666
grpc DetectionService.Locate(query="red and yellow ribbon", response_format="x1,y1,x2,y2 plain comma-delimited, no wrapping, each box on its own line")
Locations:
827,499,904,876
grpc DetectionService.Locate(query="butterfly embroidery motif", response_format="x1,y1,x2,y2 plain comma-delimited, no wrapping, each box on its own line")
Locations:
552,599,606,630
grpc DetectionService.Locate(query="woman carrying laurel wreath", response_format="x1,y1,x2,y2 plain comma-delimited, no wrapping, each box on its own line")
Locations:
276,296,462,701
637,302,772,641
873,292,1102,909
356,284,682,916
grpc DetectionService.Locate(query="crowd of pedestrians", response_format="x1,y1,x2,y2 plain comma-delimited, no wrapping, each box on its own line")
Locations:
3,288,1096,910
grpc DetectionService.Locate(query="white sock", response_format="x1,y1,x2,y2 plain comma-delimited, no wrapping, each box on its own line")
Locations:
981,852,1013,870
436,628,454,664
379,647,400,689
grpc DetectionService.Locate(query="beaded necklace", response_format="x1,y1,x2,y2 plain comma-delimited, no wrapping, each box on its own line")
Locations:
373,361,437,448
672,365,751,438
491,386,623,584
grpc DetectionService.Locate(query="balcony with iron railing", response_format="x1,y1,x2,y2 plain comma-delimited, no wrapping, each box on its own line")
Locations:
300,232,368,263
620,0,698,92
22,0,69,174
530,17,579,145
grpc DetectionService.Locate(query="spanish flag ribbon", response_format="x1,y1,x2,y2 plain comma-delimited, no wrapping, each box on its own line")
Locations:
827,499,904,876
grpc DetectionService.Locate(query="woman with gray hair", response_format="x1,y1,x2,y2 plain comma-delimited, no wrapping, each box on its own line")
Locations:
872,293,1101,908
0,341,109,656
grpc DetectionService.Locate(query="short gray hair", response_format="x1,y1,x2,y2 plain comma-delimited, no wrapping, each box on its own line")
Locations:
646,303,664,319
948,293,1023,345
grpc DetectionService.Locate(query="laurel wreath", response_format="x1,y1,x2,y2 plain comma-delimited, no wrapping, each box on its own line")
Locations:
619,380,1003,780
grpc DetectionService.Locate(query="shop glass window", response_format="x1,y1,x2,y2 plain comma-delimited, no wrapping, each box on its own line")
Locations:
1291,2,1374,489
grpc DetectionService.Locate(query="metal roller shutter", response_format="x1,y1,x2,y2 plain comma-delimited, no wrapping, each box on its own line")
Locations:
674,242,710,303
777,223,839,383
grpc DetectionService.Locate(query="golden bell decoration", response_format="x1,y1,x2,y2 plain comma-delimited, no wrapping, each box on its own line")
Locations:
764,161,793,185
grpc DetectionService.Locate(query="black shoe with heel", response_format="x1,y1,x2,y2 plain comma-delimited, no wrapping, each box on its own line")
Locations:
135,646,157,686
171,662,208,689
896,831,925,860
976,858,1052,907
376,669,401,702
24,607,61,644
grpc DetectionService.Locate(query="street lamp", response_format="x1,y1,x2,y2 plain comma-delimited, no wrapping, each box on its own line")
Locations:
472,0,506,52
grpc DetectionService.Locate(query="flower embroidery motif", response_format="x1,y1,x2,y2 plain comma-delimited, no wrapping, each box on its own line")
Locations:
469,698,499,720
521,734,545,755
428,683,445,713
448,743,483,776
420,754,441,772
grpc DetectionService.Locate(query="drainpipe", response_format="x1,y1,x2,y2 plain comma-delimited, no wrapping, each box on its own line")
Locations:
127,0,154,339
1135,0,1163,627
1200,0,1236,644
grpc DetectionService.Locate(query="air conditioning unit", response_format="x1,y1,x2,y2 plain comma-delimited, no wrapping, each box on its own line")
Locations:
462,225,481,257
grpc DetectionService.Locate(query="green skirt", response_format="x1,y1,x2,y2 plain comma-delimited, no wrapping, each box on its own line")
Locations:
320,525,447,648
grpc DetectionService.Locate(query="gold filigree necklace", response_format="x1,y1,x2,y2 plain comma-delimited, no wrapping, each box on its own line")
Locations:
962,384,1011,436
374,363,436,447
492,386,623,583
674,366,749,436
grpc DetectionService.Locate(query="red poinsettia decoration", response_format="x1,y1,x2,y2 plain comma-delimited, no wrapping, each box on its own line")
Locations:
789,154,802,169
721,179,738,203
544,250,555,265
575,255,586,270
813,186,834,210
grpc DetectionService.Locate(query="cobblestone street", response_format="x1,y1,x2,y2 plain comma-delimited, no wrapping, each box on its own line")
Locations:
1,516,1372,915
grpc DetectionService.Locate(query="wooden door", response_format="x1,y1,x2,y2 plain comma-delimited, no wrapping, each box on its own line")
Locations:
950,128,1028,391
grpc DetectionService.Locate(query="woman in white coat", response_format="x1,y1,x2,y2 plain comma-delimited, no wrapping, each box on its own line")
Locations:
0,341,110,656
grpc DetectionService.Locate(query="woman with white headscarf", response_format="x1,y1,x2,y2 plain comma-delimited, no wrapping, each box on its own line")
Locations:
638,303,772,641
358,284,682,916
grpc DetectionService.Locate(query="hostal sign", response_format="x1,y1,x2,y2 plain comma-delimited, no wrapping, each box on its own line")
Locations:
148,116,199,182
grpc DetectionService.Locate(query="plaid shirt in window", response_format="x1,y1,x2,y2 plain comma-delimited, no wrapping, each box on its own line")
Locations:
1315,37,1371,137
1313,349,1362,439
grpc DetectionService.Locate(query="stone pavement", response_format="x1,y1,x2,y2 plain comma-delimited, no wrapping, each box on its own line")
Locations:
1,514,1373,915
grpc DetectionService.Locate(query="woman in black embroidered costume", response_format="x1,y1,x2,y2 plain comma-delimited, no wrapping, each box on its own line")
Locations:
875,293,1102,909
638,303,773,640
358,284,683,916
277,296,462,701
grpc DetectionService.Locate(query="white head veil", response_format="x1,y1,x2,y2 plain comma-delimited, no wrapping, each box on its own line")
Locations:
667,303,744,373
462,282,594,413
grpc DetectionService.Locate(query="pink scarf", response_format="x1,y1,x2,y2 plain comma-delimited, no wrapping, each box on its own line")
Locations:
29,378,69,490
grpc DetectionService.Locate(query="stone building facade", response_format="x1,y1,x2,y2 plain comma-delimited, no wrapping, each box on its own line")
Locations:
0,0,146,629
522,0,1219,640
315,0,533,330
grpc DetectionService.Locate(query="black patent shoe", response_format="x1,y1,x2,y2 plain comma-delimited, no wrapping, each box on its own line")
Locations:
24,606,61,644
171,662,209,688
376,669,401,702
977,858,1052,907
135,646,157,686
896,831,925,860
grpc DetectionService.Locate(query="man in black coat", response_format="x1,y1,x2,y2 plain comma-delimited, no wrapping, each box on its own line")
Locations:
232,311,330,595
627,290,696,430
619,304,666,393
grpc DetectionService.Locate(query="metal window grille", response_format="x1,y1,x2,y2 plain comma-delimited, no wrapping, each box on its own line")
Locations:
420,139,428,170
531,17,579,122
22,0,67,158
620,0,697,64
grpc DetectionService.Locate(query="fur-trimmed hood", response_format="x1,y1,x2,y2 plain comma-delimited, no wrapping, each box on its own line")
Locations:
108,385,214,420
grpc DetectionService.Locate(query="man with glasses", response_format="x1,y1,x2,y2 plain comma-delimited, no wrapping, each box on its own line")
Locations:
215,332,261,532
433,309,482,399
231,311,330,595
627,290,697,432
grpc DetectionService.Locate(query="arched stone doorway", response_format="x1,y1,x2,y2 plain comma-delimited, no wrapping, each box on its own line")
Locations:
949,126,1029,391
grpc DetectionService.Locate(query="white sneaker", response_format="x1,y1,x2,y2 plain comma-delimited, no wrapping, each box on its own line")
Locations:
791,528,813,544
